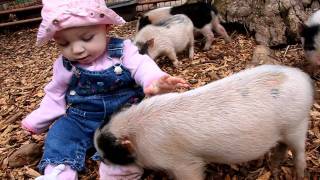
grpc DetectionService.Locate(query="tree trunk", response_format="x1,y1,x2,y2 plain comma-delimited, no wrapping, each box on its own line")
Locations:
211,0,320,47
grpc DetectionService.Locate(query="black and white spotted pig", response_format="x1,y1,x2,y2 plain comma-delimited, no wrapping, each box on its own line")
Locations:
301,10,320,66
134,14,194,67
95,65,313,180
136,2,231,50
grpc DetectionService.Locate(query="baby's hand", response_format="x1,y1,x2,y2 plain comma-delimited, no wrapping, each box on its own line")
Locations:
22,129,32,136
21,120,39,134
21,124,37,136
35,164,66,180
144,75,189,96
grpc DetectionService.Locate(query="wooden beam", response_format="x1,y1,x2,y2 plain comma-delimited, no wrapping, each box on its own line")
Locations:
137,0,173,4
0,5,42,15
0,17,41,27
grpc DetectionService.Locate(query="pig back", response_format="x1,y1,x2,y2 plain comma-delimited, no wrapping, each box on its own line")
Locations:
155,14,194,51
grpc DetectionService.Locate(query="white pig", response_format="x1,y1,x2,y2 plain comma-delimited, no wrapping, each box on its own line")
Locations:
134,14,194,67
136,2,231,50
94,65,313,180
301,10,320,66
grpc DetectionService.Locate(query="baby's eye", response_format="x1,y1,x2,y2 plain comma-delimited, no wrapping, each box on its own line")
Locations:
82,35,94,42
57,42,69,47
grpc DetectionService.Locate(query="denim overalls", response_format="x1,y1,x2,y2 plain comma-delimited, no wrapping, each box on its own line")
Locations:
38,38,145,172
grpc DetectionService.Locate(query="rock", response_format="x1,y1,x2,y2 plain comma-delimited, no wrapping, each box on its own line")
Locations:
188,79,198,84
213,0,311,47
8,143,42,168
246,45,280,68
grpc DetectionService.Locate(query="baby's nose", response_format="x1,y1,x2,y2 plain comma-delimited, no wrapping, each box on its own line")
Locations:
71,42,85,54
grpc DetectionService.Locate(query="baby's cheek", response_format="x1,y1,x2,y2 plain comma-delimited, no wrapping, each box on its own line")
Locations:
61,48,74,60
90,40,107,56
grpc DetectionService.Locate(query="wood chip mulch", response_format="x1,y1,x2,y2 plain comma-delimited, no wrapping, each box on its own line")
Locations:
0,21,319,180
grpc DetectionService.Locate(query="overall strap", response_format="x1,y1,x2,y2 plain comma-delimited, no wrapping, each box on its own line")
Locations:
62,56,73,71
62,57,80,78
107,37,124,59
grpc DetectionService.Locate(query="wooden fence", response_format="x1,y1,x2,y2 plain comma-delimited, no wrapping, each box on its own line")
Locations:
0,0,186,27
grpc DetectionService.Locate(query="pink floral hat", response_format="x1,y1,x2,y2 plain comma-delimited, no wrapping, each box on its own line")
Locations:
36,0,126,46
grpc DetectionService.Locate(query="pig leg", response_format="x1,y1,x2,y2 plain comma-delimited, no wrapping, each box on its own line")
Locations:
270,143,288,179
188,34,194,60
172,163,204,180
165,48,181,67
212,17,232,43
283,120,308,179
199,24,214,51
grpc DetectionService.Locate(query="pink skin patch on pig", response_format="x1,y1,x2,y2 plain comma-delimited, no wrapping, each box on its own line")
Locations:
264,73,286,98
240,73,286,98
264,73,286,86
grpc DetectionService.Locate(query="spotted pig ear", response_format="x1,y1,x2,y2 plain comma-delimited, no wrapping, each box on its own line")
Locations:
119,136,134,154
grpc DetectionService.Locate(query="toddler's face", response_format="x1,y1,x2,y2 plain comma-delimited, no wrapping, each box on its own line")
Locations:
54,25,108,64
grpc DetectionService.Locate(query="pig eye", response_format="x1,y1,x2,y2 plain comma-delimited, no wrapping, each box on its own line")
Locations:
138,49,146,55
138,43,149,55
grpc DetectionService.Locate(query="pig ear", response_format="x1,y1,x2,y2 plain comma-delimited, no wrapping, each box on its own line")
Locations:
119,136,134,154
146,38,155,48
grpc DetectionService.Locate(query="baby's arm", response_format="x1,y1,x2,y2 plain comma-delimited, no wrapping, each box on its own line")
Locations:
22,57,72,134
122,40,189,96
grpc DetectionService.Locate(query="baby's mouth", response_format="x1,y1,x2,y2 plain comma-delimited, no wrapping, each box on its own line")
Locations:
76,56,89,61
76,56,94,64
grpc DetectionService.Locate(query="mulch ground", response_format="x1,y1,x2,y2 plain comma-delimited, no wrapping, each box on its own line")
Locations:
0,20,319,180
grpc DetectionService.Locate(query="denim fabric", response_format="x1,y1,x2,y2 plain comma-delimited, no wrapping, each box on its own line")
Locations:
38,38,145,172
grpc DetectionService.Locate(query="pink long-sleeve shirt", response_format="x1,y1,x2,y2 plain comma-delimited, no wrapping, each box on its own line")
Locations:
22,39,166,134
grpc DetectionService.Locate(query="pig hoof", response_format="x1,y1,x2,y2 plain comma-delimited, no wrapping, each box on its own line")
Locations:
203,46,211,51
225,37,232,43
188,54,194,60
173,61,182,67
